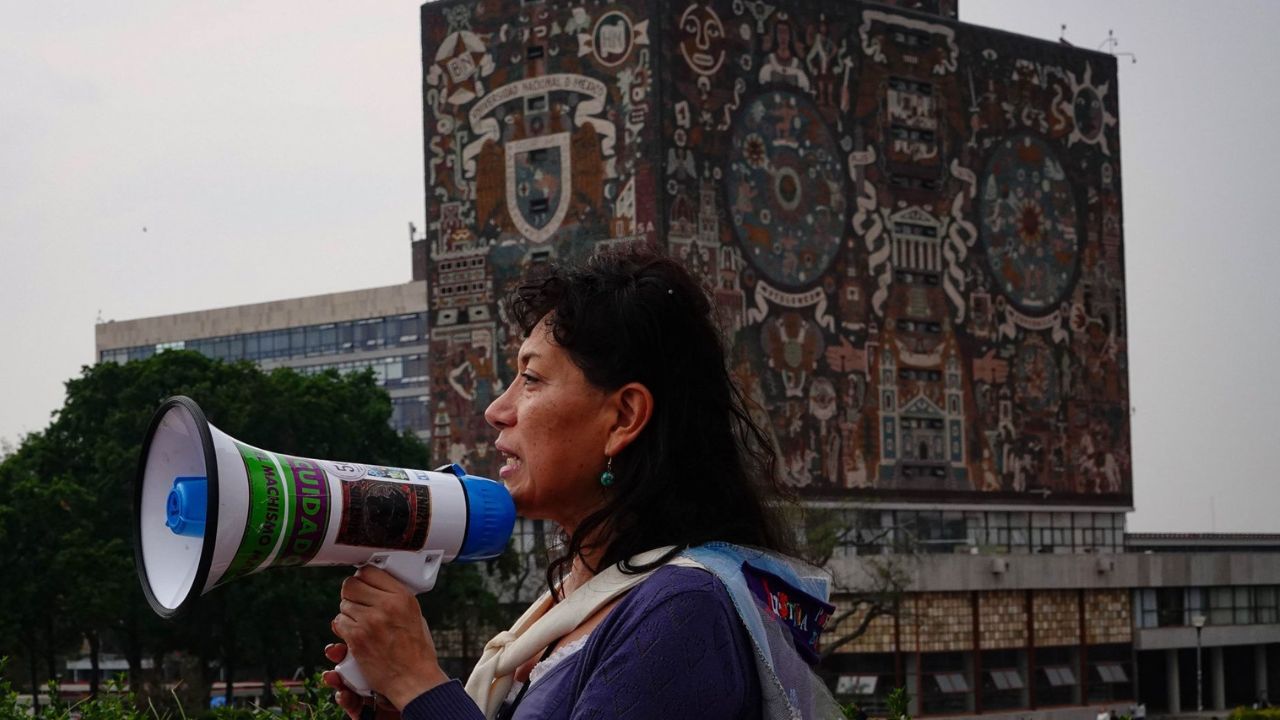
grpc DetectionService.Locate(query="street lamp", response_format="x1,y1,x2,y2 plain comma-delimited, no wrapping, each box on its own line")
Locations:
1192,613,1207,713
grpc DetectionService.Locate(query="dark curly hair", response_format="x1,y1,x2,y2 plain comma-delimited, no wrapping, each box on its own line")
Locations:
506,243,793,595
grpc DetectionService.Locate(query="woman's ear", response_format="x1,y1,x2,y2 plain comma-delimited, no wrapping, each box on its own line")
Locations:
604,382,654,457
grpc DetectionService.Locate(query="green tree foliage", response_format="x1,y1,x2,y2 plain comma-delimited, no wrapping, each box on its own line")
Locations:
0,351,492,709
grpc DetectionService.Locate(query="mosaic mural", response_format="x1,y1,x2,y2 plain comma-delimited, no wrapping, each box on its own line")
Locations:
421,0,1130,507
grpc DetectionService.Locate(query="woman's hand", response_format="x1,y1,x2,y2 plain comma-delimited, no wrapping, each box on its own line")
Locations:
321,643,399,720
328,566,450,709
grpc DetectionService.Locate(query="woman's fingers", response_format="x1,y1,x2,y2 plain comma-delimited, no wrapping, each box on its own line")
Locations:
320,669,366,720
323,643,347,663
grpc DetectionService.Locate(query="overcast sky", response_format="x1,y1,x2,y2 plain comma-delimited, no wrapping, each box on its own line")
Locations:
3,1,1277,533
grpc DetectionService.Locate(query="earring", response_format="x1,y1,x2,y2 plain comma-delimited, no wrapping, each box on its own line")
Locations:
599,456,615,487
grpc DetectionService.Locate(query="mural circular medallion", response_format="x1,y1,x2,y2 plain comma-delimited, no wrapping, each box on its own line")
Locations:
727,90,846,288
590,10,637,68
979,135,1081,315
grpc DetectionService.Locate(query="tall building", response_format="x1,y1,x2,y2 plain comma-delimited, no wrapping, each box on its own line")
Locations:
416,0,1276,717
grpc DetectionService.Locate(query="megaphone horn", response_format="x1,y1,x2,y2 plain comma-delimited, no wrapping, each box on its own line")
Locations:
134,396,515,695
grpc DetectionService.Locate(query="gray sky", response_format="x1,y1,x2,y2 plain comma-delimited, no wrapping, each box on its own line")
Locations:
3,1,1277,533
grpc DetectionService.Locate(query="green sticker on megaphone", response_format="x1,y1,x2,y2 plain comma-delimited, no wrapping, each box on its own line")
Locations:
221,442,291,584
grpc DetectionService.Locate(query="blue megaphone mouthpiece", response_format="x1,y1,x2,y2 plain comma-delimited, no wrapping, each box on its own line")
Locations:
442,464,516,561
165,475,208,538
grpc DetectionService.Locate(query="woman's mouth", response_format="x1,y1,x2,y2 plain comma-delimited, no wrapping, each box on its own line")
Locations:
499,450,522,480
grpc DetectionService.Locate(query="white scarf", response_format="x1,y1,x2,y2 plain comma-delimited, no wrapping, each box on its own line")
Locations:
463,546,684,719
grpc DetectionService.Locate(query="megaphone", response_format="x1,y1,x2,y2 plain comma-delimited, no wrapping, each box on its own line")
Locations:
134,395,515,695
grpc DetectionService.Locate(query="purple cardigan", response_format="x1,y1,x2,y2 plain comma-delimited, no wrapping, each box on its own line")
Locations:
403,565,763,720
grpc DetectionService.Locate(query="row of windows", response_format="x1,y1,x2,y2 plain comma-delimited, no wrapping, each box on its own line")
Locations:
295,354,428,390
829,510,1126,555
835,645,1133,716
1135,586,1280,628
390,396,428,434
100,312,428,365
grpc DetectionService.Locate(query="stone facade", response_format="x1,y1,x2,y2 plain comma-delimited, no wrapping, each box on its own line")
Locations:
979,589,1028,649
421,0,1131,511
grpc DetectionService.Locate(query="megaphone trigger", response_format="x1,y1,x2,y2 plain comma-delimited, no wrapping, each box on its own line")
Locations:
365,550,446,593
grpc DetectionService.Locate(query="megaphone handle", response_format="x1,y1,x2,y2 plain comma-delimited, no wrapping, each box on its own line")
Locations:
335,654,374,697
336,552,445,698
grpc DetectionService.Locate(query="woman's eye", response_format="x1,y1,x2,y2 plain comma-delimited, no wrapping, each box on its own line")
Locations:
521,372,539,386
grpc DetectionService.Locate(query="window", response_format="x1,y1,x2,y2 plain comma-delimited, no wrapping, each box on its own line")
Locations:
1156,588,1185,627
922,652,970,715
1257,587,1279,624
836,675,878,696
1043,667,1076,686
391,396,428,433
1136,589,1158,629
1095,664,1128,683
1086,644,1134,703
354,319,383,348
981,651,1028,715
1209,587,1238,625
1035,647,1079,707
933,673,968,693
990,669,1024,690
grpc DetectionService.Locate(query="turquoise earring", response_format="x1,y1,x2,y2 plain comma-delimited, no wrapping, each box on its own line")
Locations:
600,456,615,487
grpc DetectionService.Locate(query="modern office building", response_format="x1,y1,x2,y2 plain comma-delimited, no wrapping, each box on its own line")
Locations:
95,279,431,440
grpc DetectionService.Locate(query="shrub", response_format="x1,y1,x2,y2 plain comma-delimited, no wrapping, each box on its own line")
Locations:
0,659,343,720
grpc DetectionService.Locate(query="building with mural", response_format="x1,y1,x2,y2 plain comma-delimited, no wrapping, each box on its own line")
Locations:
416,0,1277,718
420,0,1129,512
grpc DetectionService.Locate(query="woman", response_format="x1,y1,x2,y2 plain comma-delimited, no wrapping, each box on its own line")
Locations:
323,245,841,719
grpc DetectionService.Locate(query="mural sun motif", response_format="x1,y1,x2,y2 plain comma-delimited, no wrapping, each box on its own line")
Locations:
1065,62,1117,155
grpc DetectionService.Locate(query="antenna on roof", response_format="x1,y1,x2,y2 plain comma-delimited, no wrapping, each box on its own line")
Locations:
1098,29,1137,64
1058,24,1073,47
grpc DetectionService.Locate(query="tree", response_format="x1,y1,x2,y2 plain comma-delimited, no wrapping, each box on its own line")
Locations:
793,505,915,661
0,350,439,706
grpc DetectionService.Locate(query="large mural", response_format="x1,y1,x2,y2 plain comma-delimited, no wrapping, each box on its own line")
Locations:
421,0,1130,507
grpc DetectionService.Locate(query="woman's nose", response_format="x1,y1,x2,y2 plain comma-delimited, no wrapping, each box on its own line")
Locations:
484,382,515,429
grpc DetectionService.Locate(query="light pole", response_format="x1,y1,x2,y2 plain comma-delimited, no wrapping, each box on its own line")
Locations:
1192,613,1206,713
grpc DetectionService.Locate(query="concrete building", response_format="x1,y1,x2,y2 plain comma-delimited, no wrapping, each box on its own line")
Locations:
818,527,1280,718
95,280,431,440
413,0,1279,716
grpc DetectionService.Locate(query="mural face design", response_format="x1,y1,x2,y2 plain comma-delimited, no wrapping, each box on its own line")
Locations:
678,4,726,76
421,0,1130,507
727,91,846,287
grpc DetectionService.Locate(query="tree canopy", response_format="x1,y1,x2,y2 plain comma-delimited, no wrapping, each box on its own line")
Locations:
0,351,481,705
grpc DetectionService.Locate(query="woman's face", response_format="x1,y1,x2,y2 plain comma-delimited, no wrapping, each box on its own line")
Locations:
484,320,613,532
